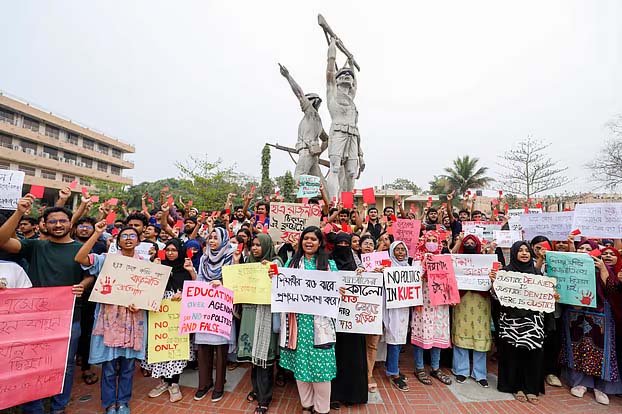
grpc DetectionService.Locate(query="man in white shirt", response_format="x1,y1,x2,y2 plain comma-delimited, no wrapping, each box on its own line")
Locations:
0,259,32,288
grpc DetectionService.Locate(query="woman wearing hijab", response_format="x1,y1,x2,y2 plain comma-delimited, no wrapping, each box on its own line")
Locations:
410,231,453,386
272,226,338,414
144,239,196,403
235,234,283,414
194,227,234,403
490,241,546,404
329,232,368,408
185,239,203,271
601,246,622,372
559,240,622,405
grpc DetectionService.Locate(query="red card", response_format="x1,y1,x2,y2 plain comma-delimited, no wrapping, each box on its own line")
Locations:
157,250,166,260
201,212,206,220
108,198,119,206
341,223,350,233
539,241,552,251
69,180,78,189
105,211,116,224
527,198,533,203
492,262,500,271
225,209,231,215
498,190,503,196
148,197,154,203
365,215,370,223
381,259,392,268
589,249,601,258
261,225,268,234
258,214,266,223
270,263,278,274
232,219,238,227
491,199,499,206
441,202,447,208
187,200,193,207
251,186,256,192
570,229,581,236
523,207,529,214
237,243,244,253
362,187,376,204
467,191,471,195
186,250,194,259
410,204,415,213
302,198,309,204
91,195,100,202
504,203,509,213
535,202,542,208
111,228,119,237
211,211,218,218
81,186,88,196
29,185,45,198
341,192,354,209
167,197,174,206
493,209,499,215
391,215,398,222
174,219,184,229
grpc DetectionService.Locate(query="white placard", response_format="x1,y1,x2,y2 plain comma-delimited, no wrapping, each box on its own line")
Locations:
519,211,575,241
337,272,383,334
493,270,556,313
571,203,622,239
109,241,153,259
493,230,522,248
271,268,341,318
462,221,503,241
383,264,424,309
451,254,496,291
507,208,542,231
0,170,25,210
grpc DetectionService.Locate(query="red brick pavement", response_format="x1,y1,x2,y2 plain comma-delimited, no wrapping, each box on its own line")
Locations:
65,356,622,414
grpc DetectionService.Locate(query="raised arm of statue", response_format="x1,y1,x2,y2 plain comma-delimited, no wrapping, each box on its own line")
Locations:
326,38,337,93
279,63,307,111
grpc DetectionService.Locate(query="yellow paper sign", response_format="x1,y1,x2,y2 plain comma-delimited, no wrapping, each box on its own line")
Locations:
147,300,189,364
222,263,272,304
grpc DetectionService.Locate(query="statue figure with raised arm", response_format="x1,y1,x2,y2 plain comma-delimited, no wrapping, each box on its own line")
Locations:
279,63,328,184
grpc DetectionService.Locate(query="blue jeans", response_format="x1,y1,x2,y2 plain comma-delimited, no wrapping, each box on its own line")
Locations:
452,346,487,381
101,357,136,408
385,344,401,376
413,346,441,370
22,320,81,414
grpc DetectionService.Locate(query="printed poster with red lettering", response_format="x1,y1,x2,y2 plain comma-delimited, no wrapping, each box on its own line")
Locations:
383,264,424,309
178,281,234,340
0,286,75,410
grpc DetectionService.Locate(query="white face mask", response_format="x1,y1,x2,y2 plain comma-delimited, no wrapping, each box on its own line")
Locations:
230,242,239,252
425,242,438,253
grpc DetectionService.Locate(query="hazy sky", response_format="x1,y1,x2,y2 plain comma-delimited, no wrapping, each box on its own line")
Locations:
2,1,620,194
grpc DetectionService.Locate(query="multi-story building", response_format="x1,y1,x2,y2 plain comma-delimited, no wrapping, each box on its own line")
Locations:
0,91,134,203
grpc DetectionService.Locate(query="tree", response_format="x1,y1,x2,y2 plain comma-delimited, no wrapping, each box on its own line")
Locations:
498,136,570,198
275,171,297,202
427,176,450,195
260,144,273,197
441,155,493,195
386,178,421,194
588,115,622,189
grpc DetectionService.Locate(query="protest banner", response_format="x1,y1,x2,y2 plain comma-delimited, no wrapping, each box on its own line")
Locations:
0,287,75,410
462,221,503,241
337,272,384,334
0,169,25,210
361,251,390,272
493,270,556,313
147,300,189,363
393,219,422,254
383,264,424,309
222,263,272,304
178,281,234,339
545,252,597,308
269,202,322,244
271,268,341,318
571,203,622,239
450,254,496,291
519,211,575,241
88,255,171,311
493,230,522,248
507,208,542,231
108,241,154,258
296,174,321,198
426,255,460,305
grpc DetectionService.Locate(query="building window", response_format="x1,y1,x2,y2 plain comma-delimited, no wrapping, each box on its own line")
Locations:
80,178,90,186
83,138,94,150
18,165,36,176
81,157,93,168
45,125,60,139
64,152,77,164
97,162,108,173
111,165,121,175
0,161,9,169
20,140,38,154
97,144,109,155
62,174,75,183
43,145,58,159
0,107,15,124
23,117,39,133
112,148,122,158
41,170,56,180
0,133,11,149
66,133,79,146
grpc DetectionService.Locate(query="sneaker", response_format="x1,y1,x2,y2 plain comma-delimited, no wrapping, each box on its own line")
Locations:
570,385,587,398
455,375,467,384
105,406,117,414
148,381,170,398
391,376,409,392
194,384,213,401
545,374,562,387
594,389,609,405
117,404,130,414
477,379,489,388
211,390,224,402
168,383,183,403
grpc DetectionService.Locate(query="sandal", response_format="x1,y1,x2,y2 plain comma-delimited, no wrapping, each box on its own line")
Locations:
430,369,452,385
514,391,527,403
82,371,99,385
368,382,378,393
330,402,341,410
254,406,269,414
227,362,239,371
391,376,409,391
526,394,540,405
301,406,313,412
246,391,257,403
415,369,432,385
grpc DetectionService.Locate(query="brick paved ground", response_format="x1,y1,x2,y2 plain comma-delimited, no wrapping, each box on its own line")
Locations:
62,353,622,414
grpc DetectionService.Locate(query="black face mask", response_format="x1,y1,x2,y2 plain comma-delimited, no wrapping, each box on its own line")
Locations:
463,244,478,254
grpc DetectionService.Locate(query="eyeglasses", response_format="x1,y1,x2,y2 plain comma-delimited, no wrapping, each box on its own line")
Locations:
47,219,70,225
77,225,93,230
120,233,138,240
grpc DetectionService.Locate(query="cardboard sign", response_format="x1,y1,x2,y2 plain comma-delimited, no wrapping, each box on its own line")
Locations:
493,230,522,248
519,211,575,241
147,300,190,363
271,268,341,318
269,202,322,244
222,263,272,304
88,255,171,311
0,169,25,210
451,254,496,291
178,281,234,339
493,270,556,313
361,251,390,272
507,208,542,231
545,252,597,308
383,264,424,309
337,272,384,335
0,287,75,410
462,221,503,241
426,255,460,305
108,241,154,259
297,174,321,198
393,219,422,255
571,203,622,239
362,187,376,204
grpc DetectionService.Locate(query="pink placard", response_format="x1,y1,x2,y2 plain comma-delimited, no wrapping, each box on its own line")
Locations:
0,287,75,410
393,219,421,255
360,251,390,272
178,281,234,339
426,255,460,306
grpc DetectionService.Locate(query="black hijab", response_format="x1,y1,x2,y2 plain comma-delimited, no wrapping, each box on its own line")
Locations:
330,232,357,271
162,238,192,292
504,241,538,275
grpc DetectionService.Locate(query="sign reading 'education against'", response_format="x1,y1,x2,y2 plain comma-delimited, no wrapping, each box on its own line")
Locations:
178,281,234,340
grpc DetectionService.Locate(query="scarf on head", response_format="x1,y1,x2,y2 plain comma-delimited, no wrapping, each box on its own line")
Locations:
199,227,233,281
389,240,410,267
413,230,443,261
504,241,538,274
162,238,192,292
185,239,203,271
458,234,482,254
578,239,599,252
330,232,357,271
601,246,622,275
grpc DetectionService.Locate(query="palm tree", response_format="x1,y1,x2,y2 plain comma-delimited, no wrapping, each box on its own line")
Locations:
441,155,493,195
